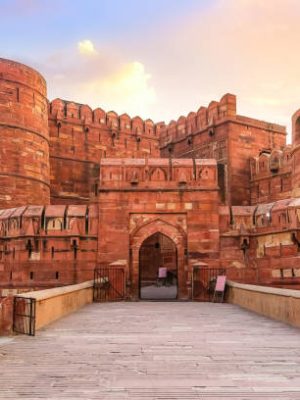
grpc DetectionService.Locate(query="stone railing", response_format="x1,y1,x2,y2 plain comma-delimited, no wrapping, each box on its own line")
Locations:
226,280,300,328
16,280,94,332
0,296,14,335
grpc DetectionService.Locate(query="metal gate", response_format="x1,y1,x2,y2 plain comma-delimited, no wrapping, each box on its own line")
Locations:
192,267,226,301
13,296,36,336
93,267,126,302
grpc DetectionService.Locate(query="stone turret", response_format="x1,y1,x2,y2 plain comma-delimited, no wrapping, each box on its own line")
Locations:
0,58,50,207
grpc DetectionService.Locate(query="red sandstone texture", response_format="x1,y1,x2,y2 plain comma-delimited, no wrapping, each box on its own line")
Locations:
48,99,162,203
0,58,50,207
0,296,13,335
1,57,300,301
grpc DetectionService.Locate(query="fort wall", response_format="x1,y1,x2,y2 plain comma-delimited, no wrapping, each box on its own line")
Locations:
97,158,220,299
219,200,300,287
160,94,287,205
48,99,163,203
1,57,300,297
0,58,50,208
0,205,98,289
249,148,292,204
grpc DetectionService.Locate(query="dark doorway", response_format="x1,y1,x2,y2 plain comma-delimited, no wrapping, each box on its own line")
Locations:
139,232,178,300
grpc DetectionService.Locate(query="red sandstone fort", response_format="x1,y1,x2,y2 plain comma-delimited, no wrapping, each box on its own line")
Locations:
1,57,300,300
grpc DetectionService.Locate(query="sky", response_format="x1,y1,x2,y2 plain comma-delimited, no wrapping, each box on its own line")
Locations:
1,0,300,139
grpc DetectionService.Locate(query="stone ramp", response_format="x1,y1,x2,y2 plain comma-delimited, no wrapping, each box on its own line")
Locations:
0,302,300,399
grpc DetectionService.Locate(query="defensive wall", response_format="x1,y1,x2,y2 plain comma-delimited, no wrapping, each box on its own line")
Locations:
0,204,98,289
0,58,50,208
48,99,163,204
160,93,287,205
1,57,300,301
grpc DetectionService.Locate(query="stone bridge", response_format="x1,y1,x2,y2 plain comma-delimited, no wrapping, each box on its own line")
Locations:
0,301,300,399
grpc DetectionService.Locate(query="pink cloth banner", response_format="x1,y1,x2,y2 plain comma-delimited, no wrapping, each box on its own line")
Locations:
215,275,226,291
158,267,167,278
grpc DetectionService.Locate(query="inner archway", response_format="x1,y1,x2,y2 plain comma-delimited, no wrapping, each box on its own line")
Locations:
139,232,178,300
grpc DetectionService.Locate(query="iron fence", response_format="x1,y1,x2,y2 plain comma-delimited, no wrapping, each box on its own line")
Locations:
93,267,126,302
13,296,36,336
192,267,226,301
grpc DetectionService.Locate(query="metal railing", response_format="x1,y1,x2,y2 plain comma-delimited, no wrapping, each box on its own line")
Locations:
192,267,226,301
13,296,36,336
93,267,126,302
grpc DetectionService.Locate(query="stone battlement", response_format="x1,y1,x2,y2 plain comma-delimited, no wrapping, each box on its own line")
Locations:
49,98,165,138
160,93,286,149
99,158,217,189
2,56,300,297
0,204,98,238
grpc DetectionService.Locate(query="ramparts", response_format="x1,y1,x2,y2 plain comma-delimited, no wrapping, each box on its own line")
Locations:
0,58,50,208
48,99,164,203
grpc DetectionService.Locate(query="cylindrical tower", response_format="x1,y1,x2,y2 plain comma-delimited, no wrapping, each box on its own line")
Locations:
0,58,50,208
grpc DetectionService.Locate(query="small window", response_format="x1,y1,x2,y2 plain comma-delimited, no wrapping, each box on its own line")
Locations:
55,271,59,280
30,271,34,280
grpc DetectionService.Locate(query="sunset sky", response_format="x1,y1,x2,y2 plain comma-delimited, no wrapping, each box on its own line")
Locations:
1,0,300,138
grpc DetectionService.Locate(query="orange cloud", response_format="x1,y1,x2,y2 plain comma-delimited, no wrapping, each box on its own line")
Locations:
42,0,300,139
147,0,300,137
81,61,156,116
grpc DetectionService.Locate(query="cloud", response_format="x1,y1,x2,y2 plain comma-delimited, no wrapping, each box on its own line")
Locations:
124,0,300,137
41,43,157,119
35,0,300,138
77,61,156,117
78,40,98,56
81,61,156,115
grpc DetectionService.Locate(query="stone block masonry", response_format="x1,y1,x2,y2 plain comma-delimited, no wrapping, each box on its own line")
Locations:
0,58,50,208
1,56,300,298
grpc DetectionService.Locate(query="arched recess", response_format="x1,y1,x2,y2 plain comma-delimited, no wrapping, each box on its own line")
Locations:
130,219,187,299
139,232,177,299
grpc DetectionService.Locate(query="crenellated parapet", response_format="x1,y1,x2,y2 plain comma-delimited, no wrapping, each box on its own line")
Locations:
250,147,292,204
160,93,236,148
160,93,287,206
49,98,164,141
0,204,98,238
48,99,164,203
250,147,292,179
0,204,98,287
220,198,300,235
99,158,217,190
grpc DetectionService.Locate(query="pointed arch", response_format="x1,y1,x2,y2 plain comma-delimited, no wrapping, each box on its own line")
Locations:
130,218,187,299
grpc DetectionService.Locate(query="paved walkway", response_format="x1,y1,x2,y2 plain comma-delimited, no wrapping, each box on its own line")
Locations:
0,302,300,399
140,284,177,299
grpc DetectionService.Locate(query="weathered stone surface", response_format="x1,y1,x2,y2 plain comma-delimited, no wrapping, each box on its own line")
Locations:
1,57,300,297
1,302,300,399
0,58,50,208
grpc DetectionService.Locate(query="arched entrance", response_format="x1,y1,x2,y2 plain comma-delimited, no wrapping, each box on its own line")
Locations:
139,232,178,300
